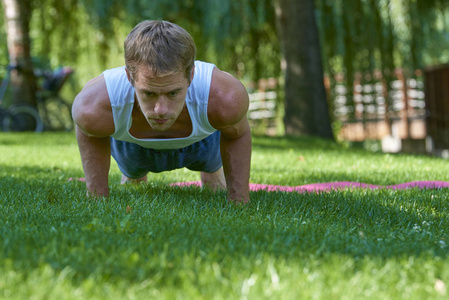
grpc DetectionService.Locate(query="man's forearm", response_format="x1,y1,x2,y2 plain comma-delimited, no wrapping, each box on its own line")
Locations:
76,126,111,197
220,129,251,203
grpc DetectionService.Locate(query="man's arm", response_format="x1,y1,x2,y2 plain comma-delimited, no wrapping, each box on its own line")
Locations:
219,119,251,203
208,68,252,203
75,126,111,197
72,75,115,198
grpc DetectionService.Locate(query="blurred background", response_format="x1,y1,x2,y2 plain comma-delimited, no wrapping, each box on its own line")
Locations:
2,0,449,155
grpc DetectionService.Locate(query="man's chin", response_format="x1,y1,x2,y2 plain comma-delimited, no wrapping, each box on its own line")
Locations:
149,122,172,132
150,126,167,132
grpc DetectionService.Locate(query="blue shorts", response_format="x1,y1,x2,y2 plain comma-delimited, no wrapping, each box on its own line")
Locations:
110,131,222,179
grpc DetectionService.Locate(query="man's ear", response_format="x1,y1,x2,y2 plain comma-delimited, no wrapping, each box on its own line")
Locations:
125,68,135,86
189,66,195,85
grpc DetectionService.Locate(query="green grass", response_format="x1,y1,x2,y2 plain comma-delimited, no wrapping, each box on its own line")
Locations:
1,132,449,299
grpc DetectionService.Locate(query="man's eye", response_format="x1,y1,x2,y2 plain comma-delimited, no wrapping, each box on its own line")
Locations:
168,92,179,97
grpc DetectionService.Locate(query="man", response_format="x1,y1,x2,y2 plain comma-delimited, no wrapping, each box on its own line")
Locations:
72,20,251,203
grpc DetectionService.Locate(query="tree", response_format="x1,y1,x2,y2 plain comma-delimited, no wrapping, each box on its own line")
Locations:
2,0,37,111
273,0,334,139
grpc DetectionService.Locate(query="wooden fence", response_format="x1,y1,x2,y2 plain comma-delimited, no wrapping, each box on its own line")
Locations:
329,69,427,142
246,70,427,141
246,78,279,135
247,66,449,156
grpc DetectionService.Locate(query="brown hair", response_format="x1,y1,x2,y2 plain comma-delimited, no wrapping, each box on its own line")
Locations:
124,20,196,84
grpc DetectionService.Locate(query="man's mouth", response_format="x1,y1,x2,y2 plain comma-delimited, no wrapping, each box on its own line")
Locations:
153,119,168,124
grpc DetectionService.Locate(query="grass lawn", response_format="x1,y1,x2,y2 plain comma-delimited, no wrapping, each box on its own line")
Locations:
1,132,449,299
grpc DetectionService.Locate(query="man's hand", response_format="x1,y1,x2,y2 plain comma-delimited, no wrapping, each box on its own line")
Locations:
220,127,251,204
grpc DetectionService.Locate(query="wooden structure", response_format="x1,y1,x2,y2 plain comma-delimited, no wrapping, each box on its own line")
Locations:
247,78,278,135
329,69,427,142
246,68,437,151
424,64,449,152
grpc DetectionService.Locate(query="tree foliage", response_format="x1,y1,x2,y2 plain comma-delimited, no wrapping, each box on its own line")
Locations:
0,0,280,88
1,0,449,86
317,0,449,72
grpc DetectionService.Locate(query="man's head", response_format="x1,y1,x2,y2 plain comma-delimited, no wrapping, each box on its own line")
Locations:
124,20,196,85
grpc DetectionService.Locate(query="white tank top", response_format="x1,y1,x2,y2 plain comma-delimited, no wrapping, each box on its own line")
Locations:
103,61,217,150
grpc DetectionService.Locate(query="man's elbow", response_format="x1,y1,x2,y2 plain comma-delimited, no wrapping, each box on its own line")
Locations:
72,103,93,137
220,121,252,141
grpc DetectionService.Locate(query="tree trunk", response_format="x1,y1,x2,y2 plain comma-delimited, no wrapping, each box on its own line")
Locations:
274,0,334,139
2,0,37,109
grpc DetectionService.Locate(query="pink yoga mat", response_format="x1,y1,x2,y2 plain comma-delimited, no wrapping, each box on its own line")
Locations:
170,181,449,192
68,178,449,192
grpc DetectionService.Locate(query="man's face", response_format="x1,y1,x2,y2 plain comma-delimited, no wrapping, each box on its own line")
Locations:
130,66,191,132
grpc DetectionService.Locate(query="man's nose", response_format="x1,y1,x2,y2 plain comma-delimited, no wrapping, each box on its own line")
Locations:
154,99,168,115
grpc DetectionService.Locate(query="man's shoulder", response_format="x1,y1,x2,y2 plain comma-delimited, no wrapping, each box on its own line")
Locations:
72,75,115,137
207,68,249,129
190,60,215,87
102,66,127,82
